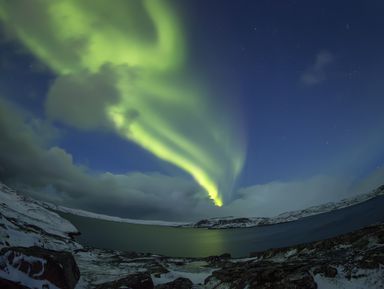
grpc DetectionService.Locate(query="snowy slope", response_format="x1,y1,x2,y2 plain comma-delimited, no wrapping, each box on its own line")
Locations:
0,183,81,250
39,202,188,227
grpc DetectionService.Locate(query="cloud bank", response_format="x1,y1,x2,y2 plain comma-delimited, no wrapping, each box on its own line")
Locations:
0,99,382,221
0,98,205,220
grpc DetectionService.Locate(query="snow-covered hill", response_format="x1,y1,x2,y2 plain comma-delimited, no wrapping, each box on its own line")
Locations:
0,182,80,250
39,201,188,227
1,182,384,289
3,181,384,230
188,184,384,228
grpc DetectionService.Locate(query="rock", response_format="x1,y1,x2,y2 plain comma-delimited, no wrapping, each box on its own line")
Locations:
208,261,318,289
145,261,169,276
204,253,232,266
0,278,30,289
0,246,80,289
358,251,384,269
194,219,210,227
219,253,231,259
94,272,154,289
313,265,338,278
155,277,193,289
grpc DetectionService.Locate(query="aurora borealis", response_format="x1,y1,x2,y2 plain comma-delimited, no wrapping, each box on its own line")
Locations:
0,0,245,206
0,0,384,221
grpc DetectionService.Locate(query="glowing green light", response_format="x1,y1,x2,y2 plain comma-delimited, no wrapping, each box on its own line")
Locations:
0,0,245,206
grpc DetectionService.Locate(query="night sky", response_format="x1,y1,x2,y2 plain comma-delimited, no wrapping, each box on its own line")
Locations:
0,0,383,221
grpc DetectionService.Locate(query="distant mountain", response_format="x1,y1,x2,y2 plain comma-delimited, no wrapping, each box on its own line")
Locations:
187,184,384,229
6,181,384,230
28,183,384,229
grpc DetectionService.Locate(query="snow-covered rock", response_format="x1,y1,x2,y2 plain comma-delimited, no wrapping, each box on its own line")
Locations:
0,246,80,289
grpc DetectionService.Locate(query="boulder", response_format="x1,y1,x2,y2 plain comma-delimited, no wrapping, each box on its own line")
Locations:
313,265,338,278
0,246,80,289
207,262,318,289
145,261,169,276
155,277,193,289
0,278,30,289
94,272,154,289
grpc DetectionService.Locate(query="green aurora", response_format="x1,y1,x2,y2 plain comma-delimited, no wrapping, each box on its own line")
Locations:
0,0,245,206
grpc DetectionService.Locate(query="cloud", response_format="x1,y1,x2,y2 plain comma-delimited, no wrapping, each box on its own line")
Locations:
224,176,352,217
0,98,382,221
0,0,246,206
46,65,121,130
0,98,208,221
198,171,384,218
300,51,334,85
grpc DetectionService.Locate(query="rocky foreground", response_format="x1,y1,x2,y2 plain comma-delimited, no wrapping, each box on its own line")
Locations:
1,183,384,288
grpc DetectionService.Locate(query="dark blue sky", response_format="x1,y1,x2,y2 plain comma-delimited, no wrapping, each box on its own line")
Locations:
1,0,383,194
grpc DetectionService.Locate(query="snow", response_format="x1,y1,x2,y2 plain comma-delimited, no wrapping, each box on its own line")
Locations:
0,183,78,238
0,183,81,250
314,267,384,289
152,260,216,286
0,250,61,289
73,249,152,286
43,203,189,227
152,270,213,287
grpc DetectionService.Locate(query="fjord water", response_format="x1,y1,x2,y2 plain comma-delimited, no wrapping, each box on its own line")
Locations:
60,195,384,258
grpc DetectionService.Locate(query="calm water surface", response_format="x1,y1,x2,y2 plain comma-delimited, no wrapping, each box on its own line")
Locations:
60,195,384,258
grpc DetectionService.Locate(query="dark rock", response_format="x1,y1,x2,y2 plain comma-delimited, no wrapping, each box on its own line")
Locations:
313,265,338,278
292,275,318,289
217,218,251,226
220,253,231,259
194,218,251,228
358,251,384,269
0,246,80,289
155,277,193,289
205,253,232,266
145,261,169,276
0,278,30,289
94,272,154,289
209,261,318,289
194,219,210,227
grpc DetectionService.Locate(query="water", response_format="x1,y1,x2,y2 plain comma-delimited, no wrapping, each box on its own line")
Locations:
60,195,384,258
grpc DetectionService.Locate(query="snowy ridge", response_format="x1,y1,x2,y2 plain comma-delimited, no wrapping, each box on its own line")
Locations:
188,184,384,228
39,202,189,227
0,182,81,250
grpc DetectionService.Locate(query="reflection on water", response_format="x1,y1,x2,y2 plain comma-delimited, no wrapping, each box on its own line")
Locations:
60,195,384,257
61,214,229,257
